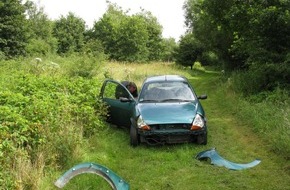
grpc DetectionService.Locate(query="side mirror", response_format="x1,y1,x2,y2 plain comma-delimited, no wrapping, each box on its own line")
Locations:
198,95,207,100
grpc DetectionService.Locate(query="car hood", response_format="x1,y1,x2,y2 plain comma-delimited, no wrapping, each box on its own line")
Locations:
137,102,198,124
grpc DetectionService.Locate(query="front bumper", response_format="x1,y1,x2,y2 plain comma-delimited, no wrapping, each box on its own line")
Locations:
139,128,206,136
138,128,207,144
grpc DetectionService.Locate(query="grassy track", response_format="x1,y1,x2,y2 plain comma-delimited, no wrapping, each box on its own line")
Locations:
44,63,290,190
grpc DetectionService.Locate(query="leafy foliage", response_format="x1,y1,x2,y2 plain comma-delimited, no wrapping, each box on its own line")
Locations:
1,1,171,62
0,57,107,188
183,0,290,93
92,3,164,62
24,0,58,55
0,0,28,57
116,14,149,62
161,37,178,62
92,3,122,59
53,12,86,54
137,11,164,61
174,33,203,69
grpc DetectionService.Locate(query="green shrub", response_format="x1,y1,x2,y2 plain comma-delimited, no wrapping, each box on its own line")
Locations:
0,57,108,189
26,38,57,56
193,62,205,71
199,51,218,66
64,54,105,78
231,63,290,95
0,51,6,60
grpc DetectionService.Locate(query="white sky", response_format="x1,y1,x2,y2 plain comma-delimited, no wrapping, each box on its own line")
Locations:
30,0,187,40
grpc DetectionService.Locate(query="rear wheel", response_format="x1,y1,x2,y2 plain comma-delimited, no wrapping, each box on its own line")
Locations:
130,125,140,147
197,132,207,145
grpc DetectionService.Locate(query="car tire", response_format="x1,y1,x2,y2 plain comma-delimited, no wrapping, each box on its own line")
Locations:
197,132,207,145
130,125,140,147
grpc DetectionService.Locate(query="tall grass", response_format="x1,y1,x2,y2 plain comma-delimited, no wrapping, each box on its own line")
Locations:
0,55,107,189
222,73,290,158
100,61,193,88
101,61,290,157
1,60,289,189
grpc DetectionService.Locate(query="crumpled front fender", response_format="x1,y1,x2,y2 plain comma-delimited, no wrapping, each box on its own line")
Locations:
195,148,261,170
54,162,129,190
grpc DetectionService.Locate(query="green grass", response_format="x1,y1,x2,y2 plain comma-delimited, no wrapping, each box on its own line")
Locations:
44,126,290,190
40,62,290,189
1,59,289,189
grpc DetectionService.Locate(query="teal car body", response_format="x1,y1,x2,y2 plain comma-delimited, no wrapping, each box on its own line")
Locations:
100,75,207,146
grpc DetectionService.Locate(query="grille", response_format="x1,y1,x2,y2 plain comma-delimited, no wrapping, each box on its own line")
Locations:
151,124,191,130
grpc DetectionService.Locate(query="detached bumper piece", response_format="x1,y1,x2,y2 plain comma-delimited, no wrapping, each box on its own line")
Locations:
195,148,261,170
54,162,130,190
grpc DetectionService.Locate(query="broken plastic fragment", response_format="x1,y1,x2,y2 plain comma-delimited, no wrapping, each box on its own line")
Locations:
195,148,261,170
54,162,129,190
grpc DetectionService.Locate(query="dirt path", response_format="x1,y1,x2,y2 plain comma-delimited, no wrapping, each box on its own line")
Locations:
188,70,290,189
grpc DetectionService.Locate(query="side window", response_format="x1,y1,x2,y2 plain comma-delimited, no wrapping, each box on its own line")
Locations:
103,81,130,100
103,82,118,99
115,84,130,99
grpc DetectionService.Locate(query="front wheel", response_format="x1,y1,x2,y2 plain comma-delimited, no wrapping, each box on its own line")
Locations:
130,125,140,147
197,132,207,145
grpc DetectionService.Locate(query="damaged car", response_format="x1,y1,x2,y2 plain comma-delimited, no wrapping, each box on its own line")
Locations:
100,75,207,146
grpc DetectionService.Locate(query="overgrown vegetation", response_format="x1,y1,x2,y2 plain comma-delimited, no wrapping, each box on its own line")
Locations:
0,56,107,189
220,75,290,157
1,60,289,189
1,0,289,189
182,0,290,94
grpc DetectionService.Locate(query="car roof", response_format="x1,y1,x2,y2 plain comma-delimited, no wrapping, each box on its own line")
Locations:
144,75,188,83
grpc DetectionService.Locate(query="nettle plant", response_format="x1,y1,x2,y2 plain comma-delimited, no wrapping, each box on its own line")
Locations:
0,72,107,166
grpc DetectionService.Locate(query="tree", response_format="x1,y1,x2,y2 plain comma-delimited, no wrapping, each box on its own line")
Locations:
53,12,86,54
183,0,290,70
183,0,290,92
116,15,149,62
24,1,57,55
0,0,28,58
174,33,203,69
92,2,165,62
184,0,235,68
136,11,164,61
161,37,177,62
93,3,127,60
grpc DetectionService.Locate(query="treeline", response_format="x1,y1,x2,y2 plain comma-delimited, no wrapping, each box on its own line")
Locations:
179,0,290,95
1,0,289,94
0,0,177,62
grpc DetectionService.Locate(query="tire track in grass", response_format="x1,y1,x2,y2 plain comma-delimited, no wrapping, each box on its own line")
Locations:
74,67,290,190
188,70,290,189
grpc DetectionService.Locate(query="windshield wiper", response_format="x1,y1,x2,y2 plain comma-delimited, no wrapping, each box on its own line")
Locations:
160,99,191,102
139,99,159,103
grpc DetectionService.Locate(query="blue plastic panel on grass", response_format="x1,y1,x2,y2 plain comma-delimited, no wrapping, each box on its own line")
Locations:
54,162,129,190
196,148,261,170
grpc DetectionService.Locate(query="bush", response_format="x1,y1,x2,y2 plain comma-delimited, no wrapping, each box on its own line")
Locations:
199,51,218,66
0,57,108,189
231,63,290,95
26,38,57,56
64,54,105,78
192,62,205,71
0,51,6,61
